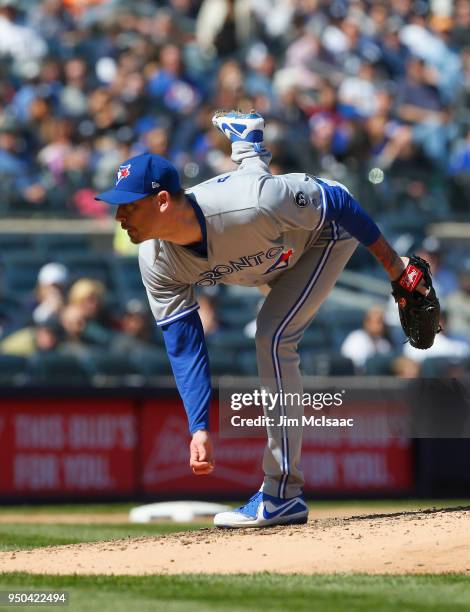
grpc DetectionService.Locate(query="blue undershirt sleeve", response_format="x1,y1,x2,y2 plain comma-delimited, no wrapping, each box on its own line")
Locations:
161,310,212,434
317,178,381,246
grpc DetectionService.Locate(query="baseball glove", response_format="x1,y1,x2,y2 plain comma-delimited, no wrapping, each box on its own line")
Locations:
391,255,441,349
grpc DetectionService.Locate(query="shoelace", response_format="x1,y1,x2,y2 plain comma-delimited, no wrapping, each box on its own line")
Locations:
237,491,263,515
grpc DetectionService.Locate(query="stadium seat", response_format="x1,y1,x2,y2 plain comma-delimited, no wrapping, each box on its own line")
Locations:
420,356,469,378
218,291,260,310
218,293,260,328
132,348,173,381
237,349,258,376
0,234,35,256
35,234,92,257
61,254,114,289
326,308,365,329
302,353,355,376
85,351,144,386
345,248,378,271
326,309,366,350
112,256,146,301
208,347,244,376
209,330,255,351
300,327,331,351
3,255,48,299
0,294,22,324
0,354,30,385
220,305,256,327
379,209,427,237
364,354,396,376
150,327,166,347
28,353,91,386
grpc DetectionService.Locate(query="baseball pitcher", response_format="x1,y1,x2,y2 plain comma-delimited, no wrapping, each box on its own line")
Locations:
96,111,440,527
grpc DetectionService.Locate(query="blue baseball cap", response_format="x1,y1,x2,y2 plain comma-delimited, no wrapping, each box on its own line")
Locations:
95,152,181,205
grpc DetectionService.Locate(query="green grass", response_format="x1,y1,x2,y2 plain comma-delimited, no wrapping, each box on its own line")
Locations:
0,573,468,612
0,498,469,516
0,503,136,515
0,523,206,552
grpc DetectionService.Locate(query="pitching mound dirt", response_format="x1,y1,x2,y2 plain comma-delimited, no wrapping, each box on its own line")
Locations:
1,507,469,575
0,505,423,524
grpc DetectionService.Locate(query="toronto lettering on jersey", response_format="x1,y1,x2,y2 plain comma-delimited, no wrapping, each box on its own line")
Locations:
196,245,289,286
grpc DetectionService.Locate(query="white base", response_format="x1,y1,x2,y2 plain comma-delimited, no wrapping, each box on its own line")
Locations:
129,501,231,523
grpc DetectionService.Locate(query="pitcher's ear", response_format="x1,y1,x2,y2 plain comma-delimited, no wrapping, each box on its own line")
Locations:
156,190,170,212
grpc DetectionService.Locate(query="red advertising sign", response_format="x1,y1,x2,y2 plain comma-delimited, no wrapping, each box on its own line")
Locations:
0,398,137,496
0,394,413,499
140,399,413,495
301,401,413,491
140,399,265,495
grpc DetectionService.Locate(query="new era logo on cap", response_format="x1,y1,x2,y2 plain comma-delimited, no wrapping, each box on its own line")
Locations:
95,153,181,206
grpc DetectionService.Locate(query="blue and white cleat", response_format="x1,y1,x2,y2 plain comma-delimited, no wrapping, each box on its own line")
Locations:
213,491,308,528
212,110,265,143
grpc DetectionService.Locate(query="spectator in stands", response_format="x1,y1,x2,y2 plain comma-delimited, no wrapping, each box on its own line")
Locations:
0,118,47,210
147,43,201,117
195,0,254,57
31,262,69,325
446,261,470,337
449,127,470,176
0,0,466,220
308,113,349,175
395,56,450,168
33,318,61,353
341,305,393,371
10,262,69,332
111,298,154,354
418,237,458,299
67,278,113,345
391,356,421,378
0,1,47,75
338,61,380,118
377,22,410,78
58,302,94,356
451,0,470,51
0,316,61,356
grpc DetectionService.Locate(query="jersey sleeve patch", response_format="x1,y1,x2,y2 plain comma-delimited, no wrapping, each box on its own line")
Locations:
258,174,324,232
295,191,309,207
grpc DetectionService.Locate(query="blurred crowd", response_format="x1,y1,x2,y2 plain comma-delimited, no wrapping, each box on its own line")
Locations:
0,0,468,218
0,263,155,359
2,240,470,379
1,0,470,382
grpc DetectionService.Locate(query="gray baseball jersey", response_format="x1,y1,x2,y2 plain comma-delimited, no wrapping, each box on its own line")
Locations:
138,156,340,327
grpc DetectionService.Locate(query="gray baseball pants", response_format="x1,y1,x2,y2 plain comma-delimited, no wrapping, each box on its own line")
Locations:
256,230,357,498
233,142,358,499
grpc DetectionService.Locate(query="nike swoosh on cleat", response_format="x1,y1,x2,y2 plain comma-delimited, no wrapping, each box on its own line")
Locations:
220,122,247,137
262,499,304,520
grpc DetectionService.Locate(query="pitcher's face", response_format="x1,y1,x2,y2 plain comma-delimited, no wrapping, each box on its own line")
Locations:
115,195,160,243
